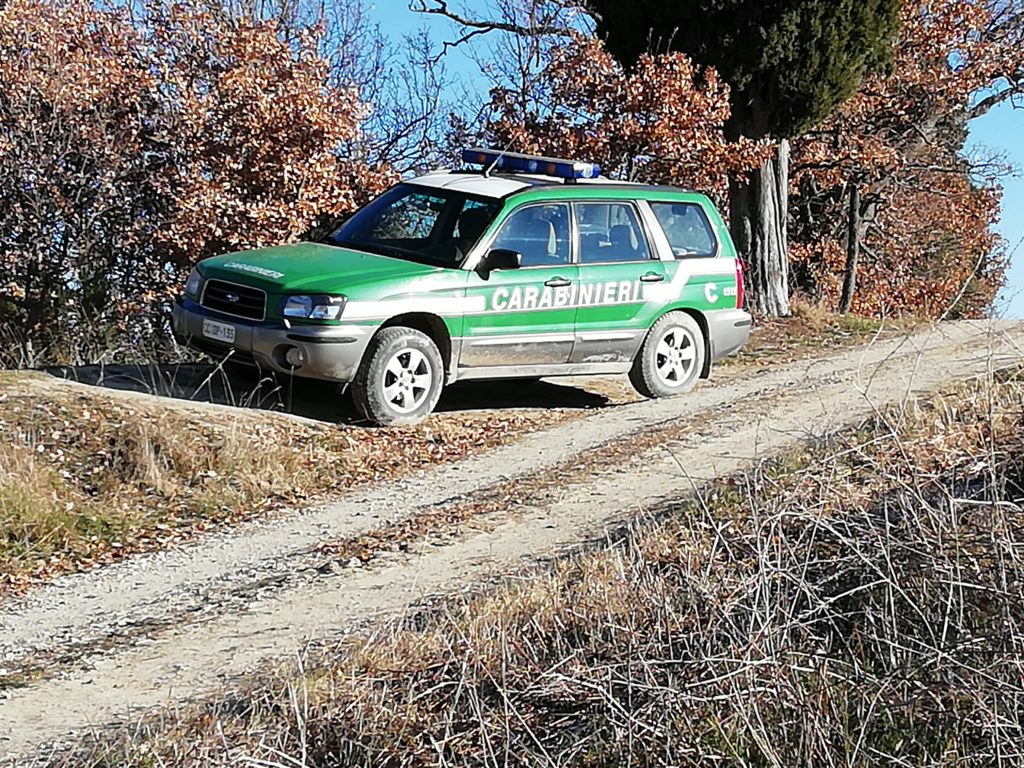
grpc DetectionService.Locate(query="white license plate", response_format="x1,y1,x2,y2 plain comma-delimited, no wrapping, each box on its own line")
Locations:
202,319,236,344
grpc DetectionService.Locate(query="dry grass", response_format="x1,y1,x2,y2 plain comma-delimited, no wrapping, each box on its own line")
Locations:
67,371,1024,768
0,375,569,594
722,296,922,369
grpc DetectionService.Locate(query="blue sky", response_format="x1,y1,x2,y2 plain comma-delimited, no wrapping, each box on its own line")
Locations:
968,103,1024,318
377,3,1023,316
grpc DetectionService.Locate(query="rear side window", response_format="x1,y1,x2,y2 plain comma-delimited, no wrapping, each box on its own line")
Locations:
575,202,653,264
650,202,717,258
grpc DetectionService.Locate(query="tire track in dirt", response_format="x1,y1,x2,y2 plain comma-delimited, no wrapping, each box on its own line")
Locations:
1,320,1022,761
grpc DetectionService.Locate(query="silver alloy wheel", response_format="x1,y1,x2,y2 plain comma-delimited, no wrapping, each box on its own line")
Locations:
654,325,697,387
382,347,432,414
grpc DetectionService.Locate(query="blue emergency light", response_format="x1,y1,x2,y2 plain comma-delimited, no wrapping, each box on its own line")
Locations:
461,147,602,181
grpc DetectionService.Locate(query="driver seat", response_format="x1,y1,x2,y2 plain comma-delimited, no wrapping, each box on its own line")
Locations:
456,207,492,255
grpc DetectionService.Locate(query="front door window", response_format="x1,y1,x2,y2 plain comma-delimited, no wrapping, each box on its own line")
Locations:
490,204,572,267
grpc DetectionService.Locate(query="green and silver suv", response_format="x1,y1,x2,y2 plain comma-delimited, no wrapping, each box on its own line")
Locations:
172,149,752,425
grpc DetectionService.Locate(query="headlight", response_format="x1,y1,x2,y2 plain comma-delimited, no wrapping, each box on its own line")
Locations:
184,267,202,297
283,295,313,317
282,295,346,320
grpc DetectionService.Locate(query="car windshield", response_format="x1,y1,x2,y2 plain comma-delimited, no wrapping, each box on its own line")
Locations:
326,183,500,267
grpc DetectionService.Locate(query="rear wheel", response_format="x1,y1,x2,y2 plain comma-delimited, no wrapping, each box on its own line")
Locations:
351,326,444,426
628,312,706,399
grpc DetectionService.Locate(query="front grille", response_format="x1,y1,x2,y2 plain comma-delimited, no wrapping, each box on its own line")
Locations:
200,279,266,321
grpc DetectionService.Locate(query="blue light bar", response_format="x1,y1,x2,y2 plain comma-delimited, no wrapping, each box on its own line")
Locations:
461,147,601,180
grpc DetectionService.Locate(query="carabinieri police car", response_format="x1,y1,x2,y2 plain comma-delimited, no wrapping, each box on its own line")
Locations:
172,148,752,425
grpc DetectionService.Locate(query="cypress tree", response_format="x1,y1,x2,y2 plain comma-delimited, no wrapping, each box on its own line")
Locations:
587,0,901,316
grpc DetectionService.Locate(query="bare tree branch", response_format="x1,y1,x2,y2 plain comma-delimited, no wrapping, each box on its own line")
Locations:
408,0,578,42
968,73,1024,119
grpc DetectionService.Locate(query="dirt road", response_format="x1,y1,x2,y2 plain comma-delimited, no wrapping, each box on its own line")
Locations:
2,320,1022,762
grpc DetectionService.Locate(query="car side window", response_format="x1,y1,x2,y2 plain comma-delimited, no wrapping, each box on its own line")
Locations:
491,204,571,267
574,202,653,264
650,202,718,258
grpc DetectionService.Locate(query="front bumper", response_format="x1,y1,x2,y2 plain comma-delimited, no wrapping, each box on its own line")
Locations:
706,308,753,360
171,298,373,383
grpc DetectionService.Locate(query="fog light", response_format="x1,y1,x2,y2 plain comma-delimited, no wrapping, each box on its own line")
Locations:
284,346,306,368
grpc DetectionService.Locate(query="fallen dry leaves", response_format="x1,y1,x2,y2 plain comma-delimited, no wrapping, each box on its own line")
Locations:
0,378,572,596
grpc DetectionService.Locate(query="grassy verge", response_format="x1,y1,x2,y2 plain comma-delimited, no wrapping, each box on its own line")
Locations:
721,297,922,369
71,370,1024,767
0,376,570,594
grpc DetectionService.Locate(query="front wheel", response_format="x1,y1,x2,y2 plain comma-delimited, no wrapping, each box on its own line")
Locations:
351,327,444,426
628,312,706,399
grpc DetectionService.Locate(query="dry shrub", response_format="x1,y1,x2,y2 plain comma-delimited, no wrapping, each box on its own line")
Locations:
787,293,842,331
89,409,352,500
82,374,1024,767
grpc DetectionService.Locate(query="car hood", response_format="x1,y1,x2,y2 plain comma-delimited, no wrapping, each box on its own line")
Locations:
198,242,437,293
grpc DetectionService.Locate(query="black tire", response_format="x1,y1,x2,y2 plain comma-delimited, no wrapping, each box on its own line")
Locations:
351,326,444,426
628,312,706,399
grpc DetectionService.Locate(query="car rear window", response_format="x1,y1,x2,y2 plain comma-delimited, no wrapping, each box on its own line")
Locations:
650,202,717,258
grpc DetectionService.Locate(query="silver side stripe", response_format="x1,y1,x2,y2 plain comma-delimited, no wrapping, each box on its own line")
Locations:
344,295,487,321
575,331,642,341
467,332,575,346
459,330,643,346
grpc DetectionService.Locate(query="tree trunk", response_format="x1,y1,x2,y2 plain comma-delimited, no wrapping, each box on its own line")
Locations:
839,182,860,314
729,139,790,317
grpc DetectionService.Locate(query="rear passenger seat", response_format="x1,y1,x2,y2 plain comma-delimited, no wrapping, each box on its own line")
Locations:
580,232,606,262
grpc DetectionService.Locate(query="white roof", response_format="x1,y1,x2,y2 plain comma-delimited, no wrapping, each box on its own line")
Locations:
410,170,639,198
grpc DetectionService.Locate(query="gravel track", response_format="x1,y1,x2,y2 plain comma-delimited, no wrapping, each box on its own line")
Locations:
1,320,1022,761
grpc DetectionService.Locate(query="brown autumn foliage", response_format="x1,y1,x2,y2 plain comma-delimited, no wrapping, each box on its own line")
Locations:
789,0,1019,317
487,34,770,202
790,170,1004,317
486,0,1018,318
0,0,391,366
149,4,391,264
0,0,166,363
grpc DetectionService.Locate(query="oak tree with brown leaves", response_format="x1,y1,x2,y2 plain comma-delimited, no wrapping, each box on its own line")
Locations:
0,0,391,365
486,35,770,198
790,0,1022,316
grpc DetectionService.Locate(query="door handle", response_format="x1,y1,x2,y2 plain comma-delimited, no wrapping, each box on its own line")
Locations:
640,272,665,283
544,277,572,288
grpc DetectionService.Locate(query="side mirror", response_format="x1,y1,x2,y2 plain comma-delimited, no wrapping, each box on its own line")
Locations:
477,248,521,279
